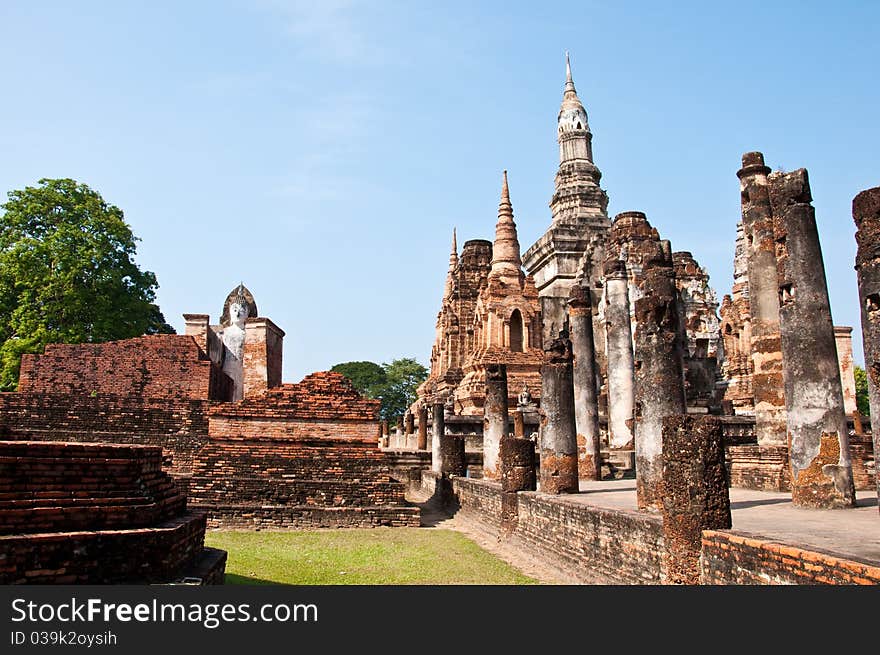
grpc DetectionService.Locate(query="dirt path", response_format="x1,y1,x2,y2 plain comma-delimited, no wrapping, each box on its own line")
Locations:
408,490,572,585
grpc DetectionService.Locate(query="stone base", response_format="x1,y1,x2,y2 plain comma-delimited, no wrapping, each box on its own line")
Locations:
0,511,217,584
197,504,420,529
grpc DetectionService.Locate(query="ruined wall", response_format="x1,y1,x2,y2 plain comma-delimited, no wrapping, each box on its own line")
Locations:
718,222,755,413
189,372,419,529
0,441,223,585
446,473,664,584
700,531,880,585
18,335,232,401
0,393,209,475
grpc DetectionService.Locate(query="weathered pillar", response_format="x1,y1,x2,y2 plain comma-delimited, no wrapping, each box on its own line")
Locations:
604,259,635,448
853,187,880,511
380,419,389,448
405,410,415,435
539,332,579,493
738,152,787,445
499,436,537,535
569,285,601,480
396,416,405,448
439,433,466,477
834,326,858,416
770,169,854,508
483,364,509,480
660,415,731,584
633,244,686,511
513,408,525,438
431,402,444,473
417,405,428,451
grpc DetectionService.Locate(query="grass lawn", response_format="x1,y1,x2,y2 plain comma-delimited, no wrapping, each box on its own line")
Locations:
205,528,538,585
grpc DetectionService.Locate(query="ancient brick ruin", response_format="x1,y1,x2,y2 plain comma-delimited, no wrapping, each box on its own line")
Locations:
0,441,225,584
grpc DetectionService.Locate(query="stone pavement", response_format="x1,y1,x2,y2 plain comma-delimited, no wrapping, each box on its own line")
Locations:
572,478,880,564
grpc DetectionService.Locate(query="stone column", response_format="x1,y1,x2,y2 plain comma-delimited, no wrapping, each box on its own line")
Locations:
513,408,525,438
854,186,880,510
439,433,466,477
737,152,787,445
500,436,537,535
769,169,854,508
660,415,731,585
604,259,635,448
569,285,601,480
381,420,389,449
633,247,686,511
396,416,404,448
242,318,285,399
834,326,858,416
483,364,509,480
539,333,579,494
417,405,428,451
431,402,444,473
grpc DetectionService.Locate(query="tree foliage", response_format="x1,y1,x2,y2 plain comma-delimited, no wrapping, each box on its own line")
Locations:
330,361,387,398
854,365,870,416
331,357,428,422
0,178,173,390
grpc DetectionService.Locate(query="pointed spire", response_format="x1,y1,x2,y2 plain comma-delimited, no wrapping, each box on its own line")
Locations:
565,51,575,93
443,227,459,299
490,170,523,281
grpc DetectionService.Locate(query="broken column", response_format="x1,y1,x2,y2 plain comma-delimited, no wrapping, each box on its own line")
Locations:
381,420,389,449
539,331,579,493
431,402,444,473
604,259,635,448
483,364,509,480
660,415,731,585
769,168,854,508
854,187,880,510
633,239,686,511
569,285,601,480
513,408,525,438
737,152,787,445
417,405,428,450
396,416,405,448
500,436,537,535
834,326,858,417
439,432,466,477
405,410,415,446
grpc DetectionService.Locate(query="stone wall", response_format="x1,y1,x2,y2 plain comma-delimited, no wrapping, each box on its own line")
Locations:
18,336,232,401
700,530,880,585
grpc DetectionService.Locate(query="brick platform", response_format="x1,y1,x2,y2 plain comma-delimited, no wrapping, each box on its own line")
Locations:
0,441,225,585
189,372,420,528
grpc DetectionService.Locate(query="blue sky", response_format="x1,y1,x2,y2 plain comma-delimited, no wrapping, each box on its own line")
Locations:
1,1,877,380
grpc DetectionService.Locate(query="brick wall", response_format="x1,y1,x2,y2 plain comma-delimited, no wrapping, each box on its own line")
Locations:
0,441,224,584
440,472,664,584
0,441,185,535
0,393,210,476
190,371,419,529
700,530,880,585
0,512,211,584
18,336,232,401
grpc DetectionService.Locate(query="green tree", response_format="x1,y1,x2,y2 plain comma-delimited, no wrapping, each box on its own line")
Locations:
854,365,871,416
378,357,429,423
330,361,387,398
0,178,173,390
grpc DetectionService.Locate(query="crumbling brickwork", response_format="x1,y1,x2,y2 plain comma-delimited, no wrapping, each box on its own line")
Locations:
18,336,232,401
0,441,224,584
718,222,755,412
189,372,419,529
660,416,731,584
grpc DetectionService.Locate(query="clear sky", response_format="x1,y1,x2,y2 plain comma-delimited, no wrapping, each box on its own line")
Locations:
1,1,877,381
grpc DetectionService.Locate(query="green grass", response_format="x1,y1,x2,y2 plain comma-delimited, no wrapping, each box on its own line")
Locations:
205,528,538,585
